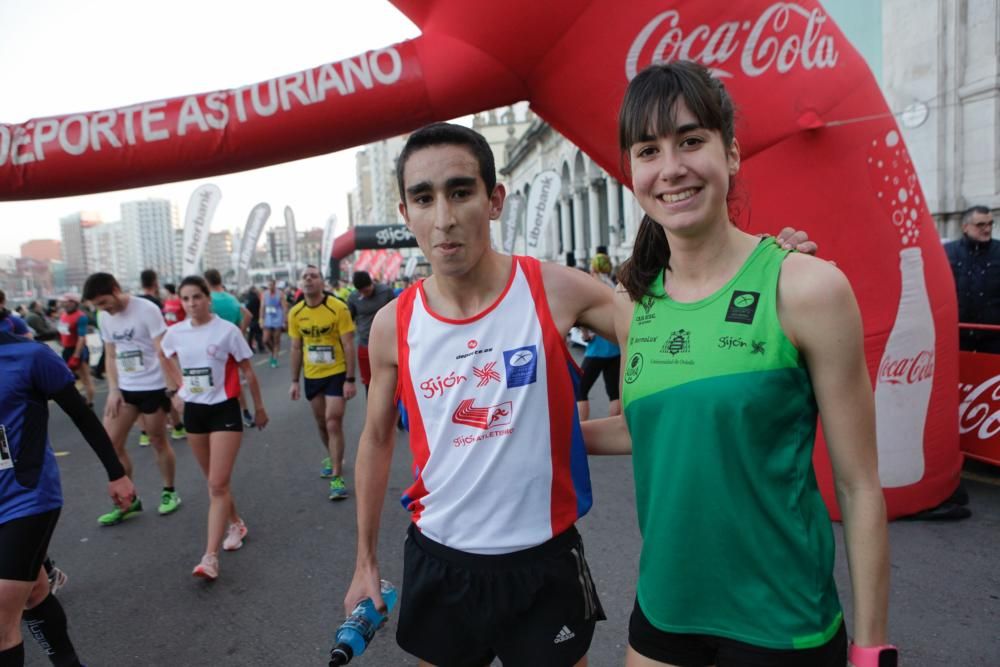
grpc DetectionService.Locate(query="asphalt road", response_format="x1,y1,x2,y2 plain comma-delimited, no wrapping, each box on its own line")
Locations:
24,344,1000,666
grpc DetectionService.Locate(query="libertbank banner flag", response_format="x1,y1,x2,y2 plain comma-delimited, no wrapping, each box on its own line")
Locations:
320,214,337,277
525,171,560,254
285,206,298,268
181,184,221,276
500,193,524,255
237,203,271,288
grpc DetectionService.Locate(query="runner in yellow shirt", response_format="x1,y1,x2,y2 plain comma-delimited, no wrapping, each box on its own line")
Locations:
288,265,357,500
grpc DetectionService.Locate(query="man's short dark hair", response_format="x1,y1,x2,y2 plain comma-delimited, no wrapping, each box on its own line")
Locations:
0,289,6,305
352,271,373,290
82,272,121,301
204,268,223,287
164,283,177,295
396,123,497,202
962,205,992,225
140,269,158,289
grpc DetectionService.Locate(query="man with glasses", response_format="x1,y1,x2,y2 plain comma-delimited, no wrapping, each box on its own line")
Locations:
945,205,1000,352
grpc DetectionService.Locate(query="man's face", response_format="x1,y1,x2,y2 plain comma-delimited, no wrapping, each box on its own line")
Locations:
300,267,323,296
360,284,375,298
91,291,124,314
398,144,504,279
62,300,78,313
964,211,994,243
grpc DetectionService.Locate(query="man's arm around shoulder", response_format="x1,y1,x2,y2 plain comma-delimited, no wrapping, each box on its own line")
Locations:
539,261,616,341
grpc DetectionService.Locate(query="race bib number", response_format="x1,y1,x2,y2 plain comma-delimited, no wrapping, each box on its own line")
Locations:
265,306,278,316
307,345,334,365
164,312,177,323
117,350,144,373
57,322,70,336
0,425,12,470
183,367,214,394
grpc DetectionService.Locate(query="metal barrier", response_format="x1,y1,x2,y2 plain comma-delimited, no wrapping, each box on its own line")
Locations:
958,323,1000,466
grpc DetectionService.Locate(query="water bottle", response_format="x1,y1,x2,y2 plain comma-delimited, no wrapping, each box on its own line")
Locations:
328,580,398,666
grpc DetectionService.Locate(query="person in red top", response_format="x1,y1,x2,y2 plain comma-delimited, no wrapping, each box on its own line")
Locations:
162,283,186,327
58,293,95,407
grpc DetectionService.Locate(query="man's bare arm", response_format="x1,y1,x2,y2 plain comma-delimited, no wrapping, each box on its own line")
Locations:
344,302,400,615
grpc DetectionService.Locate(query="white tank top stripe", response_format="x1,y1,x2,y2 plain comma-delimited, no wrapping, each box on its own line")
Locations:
396,256,592,554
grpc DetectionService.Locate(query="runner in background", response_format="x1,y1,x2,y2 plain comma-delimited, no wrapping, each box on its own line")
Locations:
160,276,268,581
346,271,394,394
82,272,181,526
162,283,186,327
243,286,264,354
136,270,186,444
287,265,356,500
261,280,286,368
0,291,31,338
575,253,622,422
56,294,95,409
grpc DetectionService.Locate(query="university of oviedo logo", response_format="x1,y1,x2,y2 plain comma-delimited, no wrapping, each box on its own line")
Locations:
725,291,760,325
624,352,644,384
452,399,513,430
661,329,691,356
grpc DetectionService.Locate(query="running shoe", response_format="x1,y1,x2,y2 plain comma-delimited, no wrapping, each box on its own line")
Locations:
223,520,248,551
329,476,348,501
170,426,187,440
138,431,151,447
47,564,68,595
243,410,255,428
270,358,278,368
158,490,182,515
98,497,143,526
192,553,219,581
320,457,333,478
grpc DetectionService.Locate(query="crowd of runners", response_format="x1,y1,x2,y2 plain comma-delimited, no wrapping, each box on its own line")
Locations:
0,61,898,667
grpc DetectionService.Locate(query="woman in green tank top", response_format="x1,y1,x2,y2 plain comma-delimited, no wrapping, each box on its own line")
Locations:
583,62,894,666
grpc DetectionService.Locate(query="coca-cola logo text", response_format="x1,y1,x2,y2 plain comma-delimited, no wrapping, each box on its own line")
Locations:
626,2,839,80
877,350,934,386
959,375,1000,440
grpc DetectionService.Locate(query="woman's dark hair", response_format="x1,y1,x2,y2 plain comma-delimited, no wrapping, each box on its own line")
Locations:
179,275,211,298
617,61,738,302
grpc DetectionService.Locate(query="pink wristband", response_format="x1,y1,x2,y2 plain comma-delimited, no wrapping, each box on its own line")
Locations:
849,643,897,667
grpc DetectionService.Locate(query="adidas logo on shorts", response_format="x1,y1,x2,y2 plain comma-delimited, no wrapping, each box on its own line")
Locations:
553,625,575,644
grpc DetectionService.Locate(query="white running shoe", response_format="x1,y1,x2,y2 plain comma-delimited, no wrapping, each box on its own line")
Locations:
223,520,248,551
192,553,219,580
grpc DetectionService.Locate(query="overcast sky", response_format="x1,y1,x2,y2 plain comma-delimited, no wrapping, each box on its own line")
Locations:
0,0,421,256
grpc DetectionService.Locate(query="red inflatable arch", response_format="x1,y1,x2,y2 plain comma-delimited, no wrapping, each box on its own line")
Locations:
0,0,960,519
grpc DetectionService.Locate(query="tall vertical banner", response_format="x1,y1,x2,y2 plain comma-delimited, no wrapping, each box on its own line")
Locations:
236,203,271,290
500,193,524,255
181,184,222,277
524,170,560,255
284,205,298,269
320,214,338,280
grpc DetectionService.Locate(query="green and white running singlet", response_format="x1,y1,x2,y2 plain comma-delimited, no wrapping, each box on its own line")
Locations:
621,238,842,650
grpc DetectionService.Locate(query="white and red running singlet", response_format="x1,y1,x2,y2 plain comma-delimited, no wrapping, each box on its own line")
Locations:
396,256,592,554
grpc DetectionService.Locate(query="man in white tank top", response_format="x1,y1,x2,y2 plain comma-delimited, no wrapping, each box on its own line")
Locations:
343,123,620,667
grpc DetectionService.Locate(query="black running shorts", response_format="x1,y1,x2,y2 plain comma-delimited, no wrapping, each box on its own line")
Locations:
120,388,170,414
578,355,621,401
184,398,243,434
0,508,60,581
397,523,605,667
628,599,848,667
304,373,345,401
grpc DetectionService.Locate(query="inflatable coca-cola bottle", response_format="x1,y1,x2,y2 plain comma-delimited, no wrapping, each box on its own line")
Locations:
875,247,936,487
